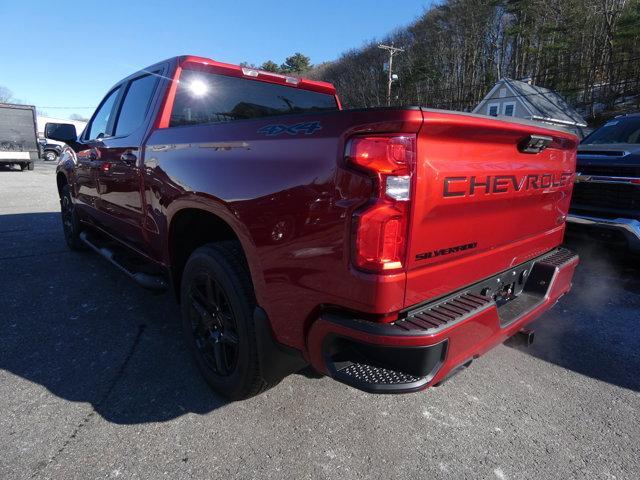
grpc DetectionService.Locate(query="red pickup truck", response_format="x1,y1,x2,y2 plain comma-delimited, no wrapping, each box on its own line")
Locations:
47,55,579,399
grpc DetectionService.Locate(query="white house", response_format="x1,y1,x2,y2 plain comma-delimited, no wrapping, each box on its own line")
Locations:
473,78,588,137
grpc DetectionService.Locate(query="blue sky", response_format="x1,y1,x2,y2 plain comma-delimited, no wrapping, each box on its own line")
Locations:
0,0,433,119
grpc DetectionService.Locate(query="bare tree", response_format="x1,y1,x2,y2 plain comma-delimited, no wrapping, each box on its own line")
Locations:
69,113,89,122
0,86,14,103
307,0,640,122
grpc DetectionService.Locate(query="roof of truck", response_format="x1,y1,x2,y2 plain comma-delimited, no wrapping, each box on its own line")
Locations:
174,55,337,96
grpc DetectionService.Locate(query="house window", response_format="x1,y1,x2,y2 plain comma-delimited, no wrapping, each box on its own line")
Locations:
503,102,516,117
487,103,499,116
499,88,507,98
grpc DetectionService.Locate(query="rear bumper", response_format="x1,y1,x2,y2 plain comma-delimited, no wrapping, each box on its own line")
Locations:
306,248,579,393
567,214,640,252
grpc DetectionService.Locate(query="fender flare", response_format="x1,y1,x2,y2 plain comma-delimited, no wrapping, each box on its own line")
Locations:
165,195,268,305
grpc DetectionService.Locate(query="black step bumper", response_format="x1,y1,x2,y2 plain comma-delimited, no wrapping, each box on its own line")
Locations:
306,248,579,394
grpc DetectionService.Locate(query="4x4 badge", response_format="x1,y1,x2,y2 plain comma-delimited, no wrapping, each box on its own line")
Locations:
257,121,322,136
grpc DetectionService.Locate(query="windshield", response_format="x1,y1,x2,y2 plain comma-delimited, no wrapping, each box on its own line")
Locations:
582,117,640,144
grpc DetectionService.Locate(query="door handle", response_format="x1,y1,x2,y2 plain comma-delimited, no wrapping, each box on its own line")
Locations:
120,152,137,166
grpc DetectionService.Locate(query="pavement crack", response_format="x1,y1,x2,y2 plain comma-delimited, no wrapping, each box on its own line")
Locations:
30,324,147,479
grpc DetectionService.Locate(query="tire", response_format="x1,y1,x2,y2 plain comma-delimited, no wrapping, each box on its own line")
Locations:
60,184,84,250
44,151,58,162
19,163,26,171
180,241,267,400
27,162,34,171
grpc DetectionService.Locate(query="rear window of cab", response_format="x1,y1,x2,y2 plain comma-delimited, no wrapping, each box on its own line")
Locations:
169,69,338,127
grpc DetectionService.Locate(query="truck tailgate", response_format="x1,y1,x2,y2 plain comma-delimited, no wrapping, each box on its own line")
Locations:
405,110,578,306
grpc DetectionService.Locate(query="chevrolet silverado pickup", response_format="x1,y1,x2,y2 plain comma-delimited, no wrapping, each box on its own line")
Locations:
568,113,640,252
47,56,579,399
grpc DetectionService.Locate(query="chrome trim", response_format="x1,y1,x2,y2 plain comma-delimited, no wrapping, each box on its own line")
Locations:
530,115,587,128
574,173,640,185
567,214,640,250
577,151,630,159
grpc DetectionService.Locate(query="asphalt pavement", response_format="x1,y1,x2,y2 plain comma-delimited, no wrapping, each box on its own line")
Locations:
1,162,639,479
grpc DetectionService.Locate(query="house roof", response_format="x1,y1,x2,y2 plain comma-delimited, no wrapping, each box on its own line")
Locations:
503,78,587,127
475,78,587,127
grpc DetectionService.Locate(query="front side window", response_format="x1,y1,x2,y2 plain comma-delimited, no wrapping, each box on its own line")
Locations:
582,117,640,145
169,69,338,127
115,74,159,136
87,87,120,140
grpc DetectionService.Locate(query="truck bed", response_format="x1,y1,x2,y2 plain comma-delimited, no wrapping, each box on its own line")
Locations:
145,106,577,349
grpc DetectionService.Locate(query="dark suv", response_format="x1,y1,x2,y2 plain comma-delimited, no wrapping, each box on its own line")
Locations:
568,113,640,252
38,138,63,162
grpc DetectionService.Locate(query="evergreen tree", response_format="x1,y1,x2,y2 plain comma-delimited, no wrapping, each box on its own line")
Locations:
260,60,281,73
280,53,312,73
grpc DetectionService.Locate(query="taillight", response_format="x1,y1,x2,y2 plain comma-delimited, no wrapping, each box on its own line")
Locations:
346,135,416,273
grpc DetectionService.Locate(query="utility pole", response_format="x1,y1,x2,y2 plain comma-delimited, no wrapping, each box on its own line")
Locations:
378,44,404,106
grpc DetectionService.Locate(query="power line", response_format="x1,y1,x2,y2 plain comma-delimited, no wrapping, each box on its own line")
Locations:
402,56,640,98
34,57,640,114
37,106,95,109
414,78,640,114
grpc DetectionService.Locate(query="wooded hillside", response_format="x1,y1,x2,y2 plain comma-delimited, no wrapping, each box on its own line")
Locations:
307,0,640,124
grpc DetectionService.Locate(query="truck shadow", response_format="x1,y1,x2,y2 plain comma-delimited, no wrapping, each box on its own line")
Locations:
2,213,639,427
0,212,227,425
0,164,26,172
511,237,640,393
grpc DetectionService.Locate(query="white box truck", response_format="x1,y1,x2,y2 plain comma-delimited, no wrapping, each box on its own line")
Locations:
0,103,39,171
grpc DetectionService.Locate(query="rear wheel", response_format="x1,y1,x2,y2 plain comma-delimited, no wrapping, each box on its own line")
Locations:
180,242,267,400
60,184,84,250
19,163,26,171
27,162,34,171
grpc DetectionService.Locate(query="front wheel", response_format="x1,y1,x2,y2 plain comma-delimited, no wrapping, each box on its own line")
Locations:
180,242,267,400
44,151,58,162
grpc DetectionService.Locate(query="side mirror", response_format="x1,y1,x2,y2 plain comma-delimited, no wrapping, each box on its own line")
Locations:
45,123,78,143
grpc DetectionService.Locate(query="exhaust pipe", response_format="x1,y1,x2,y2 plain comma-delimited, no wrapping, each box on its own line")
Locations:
505,328,535,348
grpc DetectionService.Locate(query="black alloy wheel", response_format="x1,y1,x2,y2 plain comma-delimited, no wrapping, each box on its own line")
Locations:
180,242,268,399
188,272,240,377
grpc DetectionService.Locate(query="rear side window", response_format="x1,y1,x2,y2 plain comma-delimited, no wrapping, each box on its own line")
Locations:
169,69,338,127
115,74,159,136
87,87,120,140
